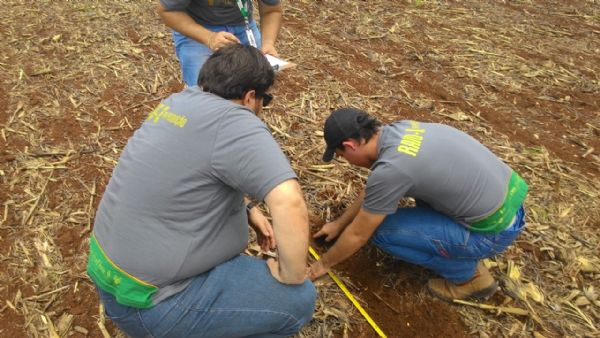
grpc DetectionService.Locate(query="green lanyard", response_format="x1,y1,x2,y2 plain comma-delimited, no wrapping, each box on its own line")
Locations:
236,0,250,21
235,0,257,47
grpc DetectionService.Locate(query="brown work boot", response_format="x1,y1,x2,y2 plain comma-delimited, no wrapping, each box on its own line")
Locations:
427,262,498,302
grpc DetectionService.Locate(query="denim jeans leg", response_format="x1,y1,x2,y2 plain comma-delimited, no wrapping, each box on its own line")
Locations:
138,255,315,338
372,207,480,283
461,206,526,260
372,206,525,283
171,21,263,87
96,286,152,338
172,30,213,87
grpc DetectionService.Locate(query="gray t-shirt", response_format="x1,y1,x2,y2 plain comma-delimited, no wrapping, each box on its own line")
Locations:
93,87,296,303
364,121,512,224
160,0,281,26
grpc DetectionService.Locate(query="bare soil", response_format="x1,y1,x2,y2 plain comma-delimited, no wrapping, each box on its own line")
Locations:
1,1,599,337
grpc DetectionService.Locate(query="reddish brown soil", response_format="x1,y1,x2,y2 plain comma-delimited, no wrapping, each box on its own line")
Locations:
335,247,467,337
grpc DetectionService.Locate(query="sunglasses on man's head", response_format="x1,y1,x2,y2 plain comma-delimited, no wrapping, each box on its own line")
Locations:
261,93,273,107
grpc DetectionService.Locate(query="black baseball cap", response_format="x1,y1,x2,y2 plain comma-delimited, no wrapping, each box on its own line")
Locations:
322,107,371,162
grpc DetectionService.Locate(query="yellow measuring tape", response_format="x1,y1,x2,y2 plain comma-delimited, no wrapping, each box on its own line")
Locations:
309,246,387,338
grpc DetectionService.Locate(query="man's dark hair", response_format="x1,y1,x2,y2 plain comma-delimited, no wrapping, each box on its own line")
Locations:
336,115,382,150
198,44,275,99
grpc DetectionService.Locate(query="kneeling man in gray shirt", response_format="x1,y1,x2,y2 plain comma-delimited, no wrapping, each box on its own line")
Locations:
87,44,315,338
309,108,527,302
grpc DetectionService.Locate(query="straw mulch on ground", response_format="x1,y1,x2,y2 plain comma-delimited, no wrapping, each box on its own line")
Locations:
1,1,598,337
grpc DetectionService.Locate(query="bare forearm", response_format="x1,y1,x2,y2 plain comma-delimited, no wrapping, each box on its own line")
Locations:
272,201,308,283
336,190,365,227
258,2,282,48
157,4,212,45
320,227,368,269
260,11,281,46
266,180,309,284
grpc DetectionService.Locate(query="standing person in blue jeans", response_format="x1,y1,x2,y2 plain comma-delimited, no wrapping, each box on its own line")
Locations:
308,108,528,301
158,0,282,87
87,45,315,337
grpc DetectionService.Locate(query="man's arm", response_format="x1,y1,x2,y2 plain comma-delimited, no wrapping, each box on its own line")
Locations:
257,1,283,56
309,208,386,280
313,190,365,241
333,190,366,229
264,179,309,284
157,3,239,49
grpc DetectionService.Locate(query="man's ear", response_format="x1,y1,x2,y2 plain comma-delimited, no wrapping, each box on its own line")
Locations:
341,139,358,151
241,90,256,107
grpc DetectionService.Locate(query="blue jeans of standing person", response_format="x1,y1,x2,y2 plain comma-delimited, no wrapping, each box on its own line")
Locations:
96,255,316,338
172,21,262,87
371,206,525,284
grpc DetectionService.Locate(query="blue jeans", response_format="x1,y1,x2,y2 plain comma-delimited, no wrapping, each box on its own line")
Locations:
371,206,525,283
96,255,316,338
172,21,262,87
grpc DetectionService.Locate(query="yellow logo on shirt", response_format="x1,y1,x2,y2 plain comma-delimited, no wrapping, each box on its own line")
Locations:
397,121,425,157
147,103,188,128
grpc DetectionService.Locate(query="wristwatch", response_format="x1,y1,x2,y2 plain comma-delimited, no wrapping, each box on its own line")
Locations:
246,200,259,213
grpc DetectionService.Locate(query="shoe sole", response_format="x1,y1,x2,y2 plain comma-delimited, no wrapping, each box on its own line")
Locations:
427,281,499,303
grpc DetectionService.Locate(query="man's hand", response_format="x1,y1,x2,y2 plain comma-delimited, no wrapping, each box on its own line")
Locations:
207,31,240,50
313,220,345,242
308,260,329,281
309,209,386,281
248,207,276,251
261,44,278,57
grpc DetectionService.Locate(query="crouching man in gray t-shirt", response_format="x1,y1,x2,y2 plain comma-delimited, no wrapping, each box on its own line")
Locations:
309,108,527,302
87,44,315,337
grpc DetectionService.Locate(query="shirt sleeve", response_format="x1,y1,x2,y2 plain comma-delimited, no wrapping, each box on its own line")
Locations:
363,163,413,215
211,108,296,201
160,0,191,11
